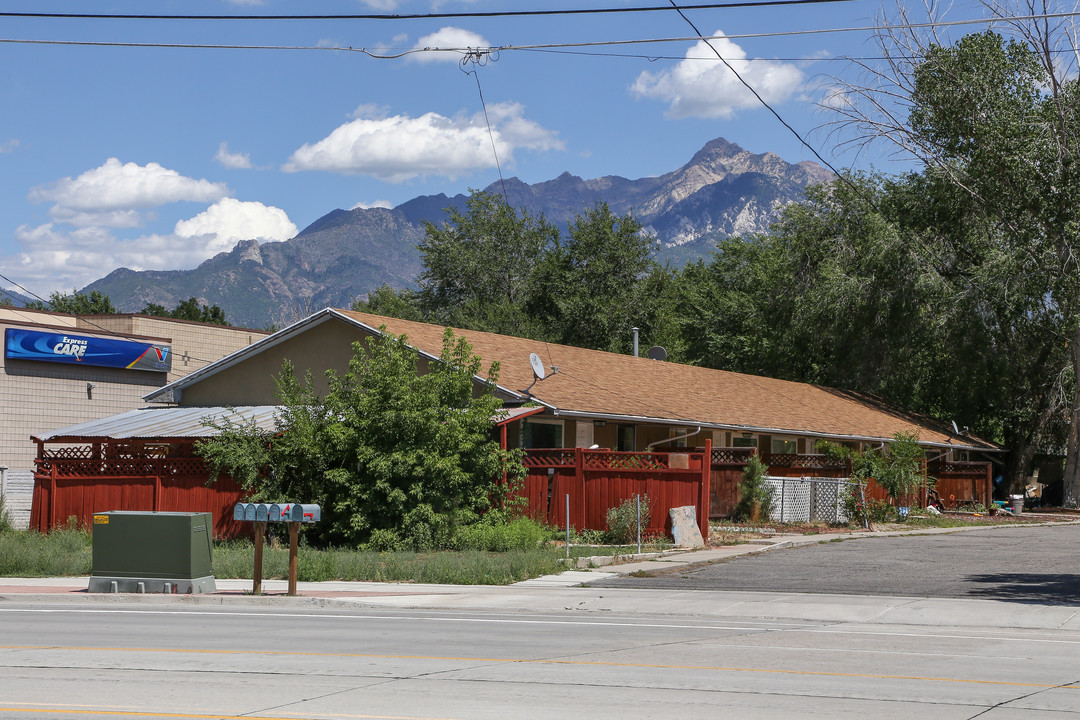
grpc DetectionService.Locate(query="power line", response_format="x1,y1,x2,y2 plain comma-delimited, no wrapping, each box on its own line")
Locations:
460,50,509,204
0,271,233,363
666,0,1072,346
5,9,1080,58
0,1,858,22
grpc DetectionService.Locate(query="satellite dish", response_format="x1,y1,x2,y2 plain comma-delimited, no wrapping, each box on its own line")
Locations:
646,346,668,361
529,352,546,380
951,420,960,435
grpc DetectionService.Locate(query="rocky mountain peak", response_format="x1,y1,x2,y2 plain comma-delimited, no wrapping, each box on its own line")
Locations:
82,137,832,328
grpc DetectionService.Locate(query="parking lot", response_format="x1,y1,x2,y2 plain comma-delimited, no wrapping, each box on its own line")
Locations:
592,522,1080,604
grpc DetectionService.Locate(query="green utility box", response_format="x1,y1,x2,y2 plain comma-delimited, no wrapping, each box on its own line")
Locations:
88,511,216,594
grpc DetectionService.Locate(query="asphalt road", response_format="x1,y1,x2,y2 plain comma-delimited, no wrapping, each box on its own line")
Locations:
591,524,1080,603
5,601,1080,719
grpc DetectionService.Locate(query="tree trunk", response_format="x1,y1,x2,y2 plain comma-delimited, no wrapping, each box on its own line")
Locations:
1061,328,1080,507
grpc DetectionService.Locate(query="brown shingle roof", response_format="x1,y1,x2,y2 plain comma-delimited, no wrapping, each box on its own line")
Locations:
337,310,996,450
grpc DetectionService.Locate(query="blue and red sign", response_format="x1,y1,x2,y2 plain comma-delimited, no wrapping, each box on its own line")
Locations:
5,328,172,372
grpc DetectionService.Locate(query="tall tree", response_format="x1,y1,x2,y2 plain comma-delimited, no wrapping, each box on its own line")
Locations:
534,202,670,354
827,5,1080,501
142,297,229,325
26,290,115,314
416,190,558,338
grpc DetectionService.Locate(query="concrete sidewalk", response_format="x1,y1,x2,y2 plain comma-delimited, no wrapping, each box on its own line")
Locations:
4,522,1078,632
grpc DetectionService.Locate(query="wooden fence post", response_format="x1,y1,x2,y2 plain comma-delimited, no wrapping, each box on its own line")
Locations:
574,447,585,531
699,438,712,540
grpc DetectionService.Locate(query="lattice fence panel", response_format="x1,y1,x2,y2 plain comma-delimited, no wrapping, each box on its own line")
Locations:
764,476,854,524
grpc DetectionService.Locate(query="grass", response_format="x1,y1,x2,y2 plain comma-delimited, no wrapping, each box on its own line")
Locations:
0,526,646,585
212,540,570,585
0,527,93,577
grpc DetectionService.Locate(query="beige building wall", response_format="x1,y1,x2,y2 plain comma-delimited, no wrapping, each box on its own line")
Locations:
178,320,366,406
0,308,267,528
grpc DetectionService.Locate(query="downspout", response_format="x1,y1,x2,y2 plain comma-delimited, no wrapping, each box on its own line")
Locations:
648,426,702,449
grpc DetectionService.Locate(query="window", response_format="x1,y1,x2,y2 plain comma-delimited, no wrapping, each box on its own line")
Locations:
616,424,636,451
771,438,798,454
524,421,563,449
732,436,757,448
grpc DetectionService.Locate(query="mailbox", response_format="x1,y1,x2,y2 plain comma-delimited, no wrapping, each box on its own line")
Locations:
290,504,321,523
233,502,320,523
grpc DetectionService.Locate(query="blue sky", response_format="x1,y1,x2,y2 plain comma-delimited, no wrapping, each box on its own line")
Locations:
0,0,996,298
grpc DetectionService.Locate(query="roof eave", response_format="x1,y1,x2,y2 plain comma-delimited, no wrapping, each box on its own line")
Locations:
547,409,1000,452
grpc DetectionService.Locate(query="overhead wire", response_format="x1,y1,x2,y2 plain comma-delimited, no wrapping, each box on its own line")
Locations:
460,49,510,204
2,1,1075,350
3,9,1080,57
0,270,234,364
665,1,1072,343
0,1,859,21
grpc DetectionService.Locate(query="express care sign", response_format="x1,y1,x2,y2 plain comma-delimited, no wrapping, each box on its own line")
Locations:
4,328,172,372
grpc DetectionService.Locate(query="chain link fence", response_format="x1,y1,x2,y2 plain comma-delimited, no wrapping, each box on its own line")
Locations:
764,476,856,524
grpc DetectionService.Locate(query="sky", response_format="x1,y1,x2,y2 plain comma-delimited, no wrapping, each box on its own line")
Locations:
0,0,1012,300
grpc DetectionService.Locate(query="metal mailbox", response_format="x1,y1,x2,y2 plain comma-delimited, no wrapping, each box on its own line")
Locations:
233,502,320,524
290,504,321,523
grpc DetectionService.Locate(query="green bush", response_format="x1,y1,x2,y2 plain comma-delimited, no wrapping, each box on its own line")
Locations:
734,454,772,522
606,495,650,544
453,517,550,552
0,496,13,534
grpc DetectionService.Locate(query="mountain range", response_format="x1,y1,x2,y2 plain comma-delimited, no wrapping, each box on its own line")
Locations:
83,138,833,328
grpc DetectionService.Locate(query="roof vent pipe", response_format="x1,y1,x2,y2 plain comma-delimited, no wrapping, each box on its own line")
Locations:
632,327,640,357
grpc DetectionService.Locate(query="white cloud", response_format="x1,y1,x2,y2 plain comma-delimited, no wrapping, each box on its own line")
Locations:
351,200,394,210
215,142,253,169
631,31,804,119
0,139,19,154
10,194,297,296
29,158,230,214
360,0,399,9
175,198,298,253
282,103,563,181
409,27,490,63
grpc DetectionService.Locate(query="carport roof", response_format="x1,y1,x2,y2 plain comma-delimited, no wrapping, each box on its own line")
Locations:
33,404,544,442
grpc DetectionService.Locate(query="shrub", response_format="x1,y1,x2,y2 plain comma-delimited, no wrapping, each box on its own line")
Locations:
734,454,772,522
452,517,550,552
0,496,12,534
606,495,650,544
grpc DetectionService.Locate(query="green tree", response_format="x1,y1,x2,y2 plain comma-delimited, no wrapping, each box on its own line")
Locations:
197,327,527,548
831,18,1080,501
351,284,423,322
675,175,962,414
417,190,559,337
26,290,116,314
142,297,228,325
412,191,679,357
821,432,931,503
533,202,671,354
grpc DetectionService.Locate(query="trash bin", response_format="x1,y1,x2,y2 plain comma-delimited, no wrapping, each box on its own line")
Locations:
1009,495,1024,515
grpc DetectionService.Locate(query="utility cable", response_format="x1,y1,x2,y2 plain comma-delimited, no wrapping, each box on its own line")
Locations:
460,49,509,205
667,0,1071,346
0,270,235,364
0,1,859,22
5,10,1080,57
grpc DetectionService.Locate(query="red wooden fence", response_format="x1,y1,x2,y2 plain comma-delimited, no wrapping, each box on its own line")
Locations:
30,445,247,538
520,440,712,540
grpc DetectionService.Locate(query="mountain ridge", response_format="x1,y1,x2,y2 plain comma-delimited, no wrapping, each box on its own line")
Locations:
83,138,832,328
